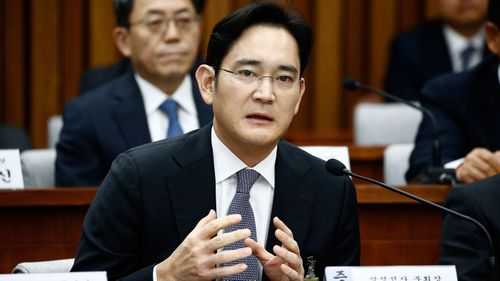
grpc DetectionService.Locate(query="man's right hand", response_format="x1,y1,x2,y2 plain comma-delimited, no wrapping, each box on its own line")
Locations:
456,148,500,183
155,210,253,281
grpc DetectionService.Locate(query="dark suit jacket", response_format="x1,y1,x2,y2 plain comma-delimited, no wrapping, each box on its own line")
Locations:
79,58,133,94
71,125,361,281
56,69,213,187
384,21,490,101
439,175,500,281
406,56,500,182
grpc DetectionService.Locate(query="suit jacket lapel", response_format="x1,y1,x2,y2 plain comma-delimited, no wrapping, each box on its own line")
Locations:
112,71,151,147
166,125,216,240
265,141,314,253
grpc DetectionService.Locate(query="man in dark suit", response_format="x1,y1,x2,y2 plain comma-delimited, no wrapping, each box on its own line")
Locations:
56,0,213,186
71,2,360,281
406,0,500,183
439,175,500,281
384,0,489,101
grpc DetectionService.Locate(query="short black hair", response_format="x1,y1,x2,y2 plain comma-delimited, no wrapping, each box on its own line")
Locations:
113,0,205,27
489,0,500,26
205,1,313,76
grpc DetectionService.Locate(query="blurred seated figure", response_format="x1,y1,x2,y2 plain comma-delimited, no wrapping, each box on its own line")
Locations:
406,0,500,184
56,0,212,187
384,0,489,101
439,175,500,281
79,58,132,94
0,125,31,151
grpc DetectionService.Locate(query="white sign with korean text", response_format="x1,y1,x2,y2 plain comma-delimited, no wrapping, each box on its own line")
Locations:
0,272,107,281
0,149,24,189
324,265,457,281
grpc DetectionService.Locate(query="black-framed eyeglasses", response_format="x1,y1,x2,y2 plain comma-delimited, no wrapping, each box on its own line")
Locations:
218,67,300,92
130,12,199,34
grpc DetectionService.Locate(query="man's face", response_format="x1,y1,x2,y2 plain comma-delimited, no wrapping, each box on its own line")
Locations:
439,0,488,28
206,25,305,153
122,0,201,84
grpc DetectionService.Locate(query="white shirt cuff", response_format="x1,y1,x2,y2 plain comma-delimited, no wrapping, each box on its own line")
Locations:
444,158,464,169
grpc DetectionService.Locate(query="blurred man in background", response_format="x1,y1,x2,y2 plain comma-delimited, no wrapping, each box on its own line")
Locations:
56,0,213,187
384,0,489,101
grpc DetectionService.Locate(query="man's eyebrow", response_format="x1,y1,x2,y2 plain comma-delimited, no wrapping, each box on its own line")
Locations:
144,8,192,16
278,65,298,74
234,59,261,66
234,59,299,74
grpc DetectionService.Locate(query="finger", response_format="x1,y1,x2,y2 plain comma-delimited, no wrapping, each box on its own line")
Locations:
244,238,274,264
211,247,252,265
465,156,496,177
200,214,242,238
206,228,251,251
280,263,303,281
465,164,488,181
273,217,293,238
209,263,248,280
458,164,487,183
275,228,300,255
273,245,302,270
196,209,217,228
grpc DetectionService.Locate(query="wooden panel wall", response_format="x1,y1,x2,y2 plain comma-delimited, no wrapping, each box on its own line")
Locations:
0,0,438,148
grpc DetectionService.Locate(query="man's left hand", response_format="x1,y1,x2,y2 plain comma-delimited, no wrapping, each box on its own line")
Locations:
245,217,304,281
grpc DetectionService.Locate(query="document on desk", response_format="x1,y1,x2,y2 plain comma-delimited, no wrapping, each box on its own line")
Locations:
0,272,107,281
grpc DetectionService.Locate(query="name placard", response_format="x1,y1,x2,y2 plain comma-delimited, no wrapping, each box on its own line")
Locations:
0,149,24,189
324,265,457,281
0,272,107,281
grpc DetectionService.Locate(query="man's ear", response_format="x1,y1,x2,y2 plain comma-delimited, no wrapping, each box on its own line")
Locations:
113,27,132,57
195,64,216,105
485,22,500,55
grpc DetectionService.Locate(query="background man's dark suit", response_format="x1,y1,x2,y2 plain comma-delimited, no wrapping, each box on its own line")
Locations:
71,124,361,281
56,68,213,187
406,55,500,182
439,175,500,281
384,21,490,101
79,59,132,94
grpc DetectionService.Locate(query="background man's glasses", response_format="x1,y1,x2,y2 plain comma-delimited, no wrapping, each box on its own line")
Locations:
130,13,199,34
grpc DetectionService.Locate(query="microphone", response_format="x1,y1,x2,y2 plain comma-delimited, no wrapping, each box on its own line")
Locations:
325,158,496,280
343,77,450,184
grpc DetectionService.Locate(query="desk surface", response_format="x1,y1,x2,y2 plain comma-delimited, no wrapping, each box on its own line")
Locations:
0,184,450,273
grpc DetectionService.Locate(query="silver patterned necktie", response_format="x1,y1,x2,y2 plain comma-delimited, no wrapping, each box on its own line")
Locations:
159,99,183,138
223,169,261,281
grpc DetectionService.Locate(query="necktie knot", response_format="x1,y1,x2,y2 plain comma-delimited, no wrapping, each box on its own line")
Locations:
159,99,183,138
236,169,260,195
460,44,476,71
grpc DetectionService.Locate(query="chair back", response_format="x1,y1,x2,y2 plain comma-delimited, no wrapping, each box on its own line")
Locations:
354,103,422,146
384,143,414,186
20,149,56,188
47,115,63,148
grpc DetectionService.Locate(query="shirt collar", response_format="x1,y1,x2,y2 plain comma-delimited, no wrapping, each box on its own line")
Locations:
135,73,196,115
211,127,276,188
443,24,485,55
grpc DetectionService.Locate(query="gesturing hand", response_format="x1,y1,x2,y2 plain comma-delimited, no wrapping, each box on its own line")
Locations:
156,210,252,281
245,217,304,281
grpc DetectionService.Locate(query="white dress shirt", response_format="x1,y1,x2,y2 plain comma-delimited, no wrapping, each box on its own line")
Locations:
135,74,200,141
443,25,485,72
154,127,276,281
